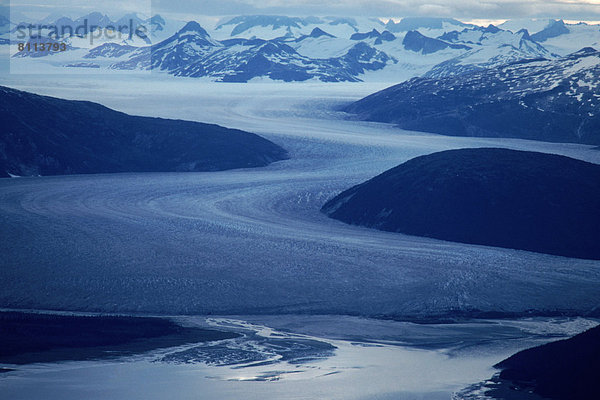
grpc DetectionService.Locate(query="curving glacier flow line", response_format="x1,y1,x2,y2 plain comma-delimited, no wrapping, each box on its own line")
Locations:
1,81,599,317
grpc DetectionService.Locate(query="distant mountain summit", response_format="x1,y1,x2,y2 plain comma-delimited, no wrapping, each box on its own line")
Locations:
114,20,222,73
402,30,470,54
345,48,600,144
178,20,210,35
307,27,335,38
350,29,382,40
531,19,570,42
322,148,600,260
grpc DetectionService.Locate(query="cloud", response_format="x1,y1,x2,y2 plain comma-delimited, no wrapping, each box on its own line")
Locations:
150,0,600,20
8,0,153,19
8,0,600,21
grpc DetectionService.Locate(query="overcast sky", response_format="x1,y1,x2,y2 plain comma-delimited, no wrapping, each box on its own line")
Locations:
154,0,600,20
7,0,600,22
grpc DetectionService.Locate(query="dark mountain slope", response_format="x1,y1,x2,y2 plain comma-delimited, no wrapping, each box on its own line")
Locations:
456,324,600,399
531,19,570,42
345,48,600,144
402,30,470,54
0,85,288,177
322,148,600,260
457,324,600,400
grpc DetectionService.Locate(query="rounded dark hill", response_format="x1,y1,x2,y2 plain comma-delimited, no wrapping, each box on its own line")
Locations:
322,148,600,260
489,324,600,400
0,85,288,177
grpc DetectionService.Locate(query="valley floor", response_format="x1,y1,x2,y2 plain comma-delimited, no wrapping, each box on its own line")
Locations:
0,74,599,317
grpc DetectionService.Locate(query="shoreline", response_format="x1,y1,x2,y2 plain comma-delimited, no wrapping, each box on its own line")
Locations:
0,311,239,366
2,306,598,326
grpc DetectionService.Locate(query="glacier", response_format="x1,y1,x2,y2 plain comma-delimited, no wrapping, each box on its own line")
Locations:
1,75,599,317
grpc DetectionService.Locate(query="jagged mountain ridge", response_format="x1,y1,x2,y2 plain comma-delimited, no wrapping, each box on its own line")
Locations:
7,13,595,82
402,30,471,54
111,21,394,82
105,18,556,82
426,27,554,77
213,15,381,40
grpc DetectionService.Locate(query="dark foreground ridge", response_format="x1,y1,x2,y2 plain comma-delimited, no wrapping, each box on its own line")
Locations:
322,148,600,260
0,85,288,178
457,324,600,400
0,311,239,365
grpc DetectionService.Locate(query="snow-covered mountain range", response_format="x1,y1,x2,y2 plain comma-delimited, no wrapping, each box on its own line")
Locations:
345,47,600,144
3,12,600,82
